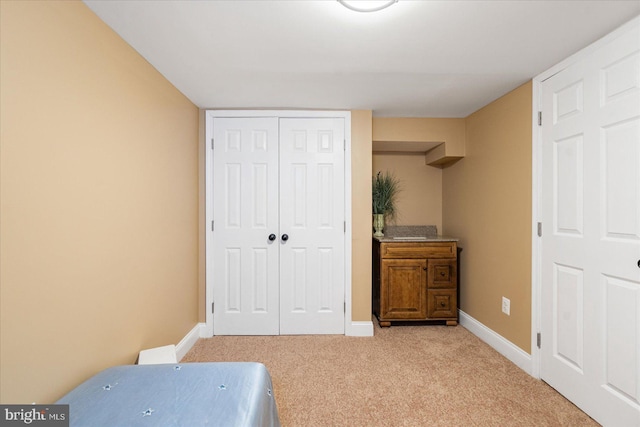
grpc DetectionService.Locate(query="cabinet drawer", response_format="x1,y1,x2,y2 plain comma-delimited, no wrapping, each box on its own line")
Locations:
428,259,457,288
427,290,457,318
380,242,456,259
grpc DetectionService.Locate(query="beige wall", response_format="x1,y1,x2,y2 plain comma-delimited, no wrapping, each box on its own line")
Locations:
372,154,442,231
0,1,199,404
371,117,465,232
198,110,207,322
443,82,533,353
351,111,374,321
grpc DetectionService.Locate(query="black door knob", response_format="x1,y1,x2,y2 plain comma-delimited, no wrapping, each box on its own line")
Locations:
268,234,276,241
637,259,640,268
281,234,289,242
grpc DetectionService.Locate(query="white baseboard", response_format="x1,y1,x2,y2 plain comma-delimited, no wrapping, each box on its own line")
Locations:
346,320,374,337
192,320,373,340
459,310,533,375
176,323,206,361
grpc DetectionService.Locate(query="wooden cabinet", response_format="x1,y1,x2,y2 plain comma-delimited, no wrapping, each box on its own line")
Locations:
373,239,458,327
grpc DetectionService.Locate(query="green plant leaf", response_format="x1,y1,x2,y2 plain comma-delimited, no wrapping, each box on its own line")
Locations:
372,171,401,219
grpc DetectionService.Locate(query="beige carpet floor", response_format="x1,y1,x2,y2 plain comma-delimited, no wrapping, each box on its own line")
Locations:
183,321,598,426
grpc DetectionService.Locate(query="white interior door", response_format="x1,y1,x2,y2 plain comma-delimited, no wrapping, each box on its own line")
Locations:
212,115,346,335
212,118,280,335
540,20,640,427
279,118,345,335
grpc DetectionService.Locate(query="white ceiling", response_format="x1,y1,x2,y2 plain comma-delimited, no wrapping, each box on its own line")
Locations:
84,0,640,117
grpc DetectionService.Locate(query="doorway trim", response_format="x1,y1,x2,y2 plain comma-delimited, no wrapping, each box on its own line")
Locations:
531,15,640,380
203,110,354,337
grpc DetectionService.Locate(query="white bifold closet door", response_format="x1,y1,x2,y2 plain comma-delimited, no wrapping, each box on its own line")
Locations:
540,19,640,427
212,116,345,335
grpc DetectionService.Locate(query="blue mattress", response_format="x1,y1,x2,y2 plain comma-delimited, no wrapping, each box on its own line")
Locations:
56,362,281,427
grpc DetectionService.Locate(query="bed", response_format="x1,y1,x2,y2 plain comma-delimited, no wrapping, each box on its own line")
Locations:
56,362,281,427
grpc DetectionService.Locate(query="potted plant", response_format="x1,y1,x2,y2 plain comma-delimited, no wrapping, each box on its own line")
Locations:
372,171,400,237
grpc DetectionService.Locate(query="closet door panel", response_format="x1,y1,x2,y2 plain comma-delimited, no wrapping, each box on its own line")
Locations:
212,118,280,335
279,118,345,335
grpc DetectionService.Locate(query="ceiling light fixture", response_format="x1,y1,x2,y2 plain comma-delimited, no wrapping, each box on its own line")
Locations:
337,0,398,13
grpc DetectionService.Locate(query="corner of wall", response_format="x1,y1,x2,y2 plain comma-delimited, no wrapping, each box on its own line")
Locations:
443,82,533,354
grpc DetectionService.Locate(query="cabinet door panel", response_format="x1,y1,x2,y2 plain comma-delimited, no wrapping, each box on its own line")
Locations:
381,259,427,319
